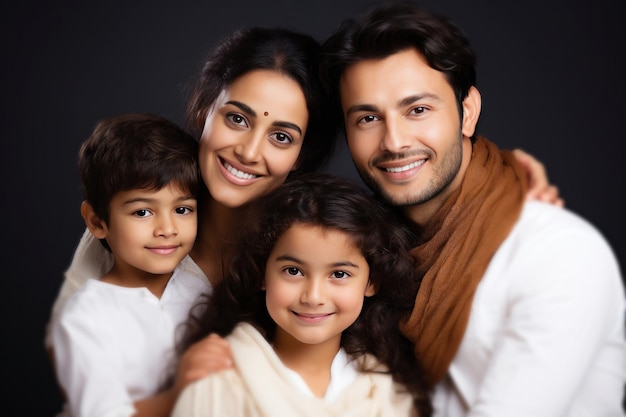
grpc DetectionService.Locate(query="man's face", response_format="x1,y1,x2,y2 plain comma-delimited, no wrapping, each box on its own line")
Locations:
339,48,473,211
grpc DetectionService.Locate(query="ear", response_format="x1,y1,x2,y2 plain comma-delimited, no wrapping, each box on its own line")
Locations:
461,86,482,138
80,201,108,239
364,281,376,297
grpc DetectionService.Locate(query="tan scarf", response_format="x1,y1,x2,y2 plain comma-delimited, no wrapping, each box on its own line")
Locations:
399,136,528,387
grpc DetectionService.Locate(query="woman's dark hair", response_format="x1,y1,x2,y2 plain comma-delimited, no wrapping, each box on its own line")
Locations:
185,27,338,174
179,172,431,415
320,1,476,142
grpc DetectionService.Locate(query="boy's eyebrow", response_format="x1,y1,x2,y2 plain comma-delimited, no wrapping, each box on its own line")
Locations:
225,100,302,135
122,195,197,205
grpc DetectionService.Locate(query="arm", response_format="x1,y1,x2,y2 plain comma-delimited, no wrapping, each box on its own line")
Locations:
512,149,564,207
133,334,234,417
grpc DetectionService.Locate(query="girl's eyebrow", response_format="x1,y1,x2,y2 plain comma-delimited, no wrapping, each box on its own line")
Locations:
275,254,360,268
225,100,303,135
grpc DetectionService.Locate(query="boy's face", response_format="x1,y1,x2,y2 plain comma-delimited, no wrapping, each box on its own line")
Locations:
263,224,375,352
101,184,197,279
338,48,476,211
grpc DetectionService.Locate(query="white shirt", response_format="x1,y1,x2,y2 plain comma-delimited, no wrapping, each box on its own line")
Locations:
283,345,358,402
45,229,208,348
51,261,210,417
433,201,626,417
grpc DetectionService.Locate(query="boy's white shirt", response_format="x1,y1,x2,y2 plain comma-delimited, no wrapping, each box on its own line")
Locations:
45,228,208,348
51,264,210,417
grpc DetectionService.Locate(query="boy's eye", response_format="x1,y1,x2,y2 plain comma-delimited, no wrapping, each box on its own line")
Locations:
134,209,151,218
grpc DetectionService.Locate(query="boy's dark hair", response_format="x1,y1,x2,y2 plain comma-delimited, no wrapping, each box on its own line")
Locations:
185,27,339,174
320,1,477,142
179,172,431,415
79,113,200,225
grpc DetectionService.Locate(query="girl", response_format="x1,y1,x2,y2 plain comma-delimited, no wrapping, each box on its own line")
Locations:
172,172,432,416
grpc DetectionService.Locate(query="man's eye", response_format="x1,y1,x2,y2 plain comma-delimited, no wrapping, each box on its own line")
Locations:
358,114,379,124
410,106,426,115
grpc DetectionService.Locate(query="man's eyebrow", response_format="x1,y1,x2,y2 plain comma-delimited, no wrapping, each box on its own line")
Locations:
346,93,442,116
398,93,441,107
346,103,379,116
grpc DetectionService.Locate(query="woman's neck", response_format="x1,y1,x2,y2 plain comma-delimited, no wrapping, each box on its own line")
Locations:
190,194,253,287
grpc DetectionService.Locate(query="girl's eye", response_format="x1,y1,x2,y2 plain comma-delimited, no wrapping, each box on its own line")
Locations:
331,270,350,279
270,131,293,145
285,267,303,276
226,113,249,128
175,206,193,215
133,209,152,218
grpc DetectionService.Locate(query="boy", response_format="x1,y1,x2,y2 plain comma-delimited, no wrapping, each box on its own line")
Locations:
51,113,209,417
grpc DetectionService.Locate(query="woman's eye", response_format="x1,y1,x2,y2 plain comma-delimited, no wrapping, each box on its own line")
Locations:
270,131,293,144
227,113,248,128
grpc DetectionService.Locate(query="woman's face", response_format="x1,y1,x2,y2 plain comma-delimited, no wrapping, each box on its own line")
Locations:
198,69,309,208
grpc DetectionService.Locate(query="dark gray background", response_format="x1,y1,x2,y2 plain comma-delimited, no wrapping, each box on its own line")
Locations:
2,0,624,414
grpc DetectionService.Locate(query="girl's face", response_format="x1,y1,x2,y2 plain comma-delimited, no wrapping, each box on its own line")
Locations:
264,224,375,353
198,69,309,208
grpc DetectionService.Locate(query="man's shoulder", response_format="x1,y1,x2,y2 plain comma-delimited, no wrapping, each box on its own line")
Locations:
516,201,608,243
498,201,622,280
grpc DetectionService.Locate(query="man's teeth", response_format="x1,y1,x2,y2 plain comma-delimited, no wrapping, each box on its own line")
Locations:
224,161,257,179
385,160,424,173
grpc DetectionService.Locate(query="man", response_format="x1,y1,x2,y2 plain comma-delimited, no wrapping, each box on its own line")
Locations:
319,2,625,416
